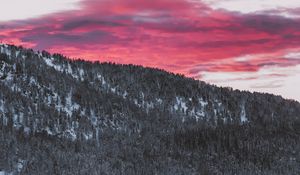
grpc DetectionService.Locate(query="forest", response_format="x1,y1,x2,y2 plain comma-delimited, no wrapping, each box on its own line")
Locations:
0,44,300,174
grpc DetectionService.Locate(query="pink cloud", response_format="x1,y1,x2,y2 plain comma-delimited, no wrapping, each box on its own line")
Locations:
1,0,300,79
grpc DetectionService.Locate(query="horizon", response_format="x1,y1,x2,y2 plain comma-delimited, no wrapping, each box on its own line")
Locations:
0,0,299,101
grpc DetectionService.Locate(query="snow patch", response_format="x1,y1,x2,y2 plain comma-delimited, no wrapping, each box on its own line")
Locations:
17,159,25,173
45,127,54,135
122,91,128,98
64,92,80,117
199,98,208,107
67,63,73,74
240,103,248,123
90,110,98,126
43,57,62,71
83,132,93,140
111,87,116,93
0,99,4,113
175,97,188,113
64,128,77,141
24,127,31,135
79,69,84,80
13,112,24,129
15,51,20,57
5,72,14,82
0,44,11,56
0,171,12,175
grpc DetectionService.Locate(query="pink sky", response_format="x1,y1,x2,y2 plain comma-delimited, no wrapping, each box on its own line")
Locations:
0,0,300,101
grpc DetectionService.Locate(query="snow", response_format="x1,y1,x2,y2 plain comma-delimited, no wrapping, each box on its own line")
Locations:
13,113,24,129
64,128,77,141
19,113,24,123
83,132,93,140
29,76,38,85
95,127,100,146
2,115,8,126
17,159,25,173
10,83,22,92
146,102,154,110
181,101,188,112
43,57,62,71
0,171,12,175
156,98,163,104
0,99,4,113
134,99,138,105
79,69,84,80
195,110,205,122
240,103,248,123
43,56,87,81
47,94,52,105
80,108,86,116
0,44,11,56
63,92,80,117
122,91,128,98
98,74,107,85
12,113,17,126
173,97,210,121
111,87,116,93
0,102,5,126
45,127,54,135
5,72,13,81
15,51,20,57
174,97,188,113
67,63,73,74
24,127,31,135
174,103,179,111
90,110,98,126
199,98,208,107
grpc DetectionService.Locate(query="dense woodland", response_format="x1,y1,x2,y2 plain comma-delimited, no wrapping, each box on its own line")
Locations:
0,44,300,174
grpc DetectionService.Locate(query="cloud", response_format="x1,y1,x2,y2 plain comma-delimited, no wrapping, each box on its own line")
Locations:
62,20,125,31
203,0,300,15
251,80,284,89
0,0,81,22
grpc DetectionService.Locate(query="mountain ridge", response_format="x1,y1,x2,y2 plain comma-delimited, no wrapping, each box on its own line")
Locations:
0,43,300,175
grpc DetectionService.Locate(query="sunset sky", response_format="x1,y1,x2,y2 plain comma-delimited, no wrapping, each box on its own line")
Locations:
0,0,300,101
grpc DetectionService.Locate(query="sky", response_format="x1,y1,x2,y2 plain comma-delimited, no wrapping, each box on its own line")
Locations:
0,0,300,102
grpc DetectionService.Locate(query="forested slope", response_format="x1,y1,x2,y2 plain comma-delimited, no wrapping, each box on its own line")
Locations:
1,44,300,174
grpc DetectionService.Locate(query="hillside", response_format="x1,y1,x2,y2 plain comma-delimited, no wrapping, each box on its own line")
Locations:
0,44,300,175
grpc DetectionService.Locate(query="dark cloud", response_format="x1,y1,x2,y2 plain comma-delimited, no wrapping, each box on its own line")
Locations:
62,19,125,31
22,30,121,49
240,14,300,34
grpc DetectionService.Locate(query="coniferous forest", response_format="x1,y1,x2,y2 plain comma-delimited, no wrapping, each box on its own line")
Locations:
1,44,300,174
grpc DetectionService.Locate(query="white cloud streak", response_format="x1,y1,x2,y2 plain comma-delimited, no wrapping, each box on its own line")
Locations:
0,0,81,22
